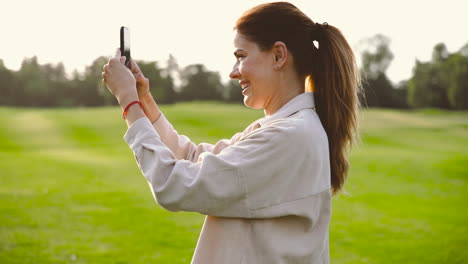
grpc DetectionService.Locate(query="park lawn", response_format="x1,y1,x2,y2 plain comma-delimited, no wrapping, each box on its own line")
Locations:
0,103,467,263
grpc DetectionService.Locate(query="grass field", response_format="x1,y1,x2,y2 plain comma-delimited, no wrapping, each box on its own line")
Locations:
0,103,467,263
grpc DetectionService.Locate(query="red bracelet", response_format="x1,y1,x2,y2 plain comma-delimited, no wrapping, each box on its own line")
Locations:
122,100,143,119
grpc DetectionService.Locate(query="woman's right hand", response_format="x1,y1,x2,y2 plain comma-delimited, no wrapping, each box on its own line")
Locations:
129,59,162,123
129,59,151,98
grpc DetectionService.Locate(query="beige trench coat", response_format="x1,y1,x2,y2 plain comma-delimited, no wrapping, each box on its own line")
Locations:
124,92,331,263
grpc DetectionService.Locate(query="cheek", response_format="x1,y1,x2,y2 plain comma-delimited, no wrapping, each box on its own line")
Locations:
239,60,262,83
238,62,249,78
238,57,272,96
239,57,259,78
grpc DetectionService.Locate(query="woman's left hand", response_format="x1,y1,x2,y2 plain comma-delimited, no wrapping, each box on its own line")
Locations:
102,48,138,105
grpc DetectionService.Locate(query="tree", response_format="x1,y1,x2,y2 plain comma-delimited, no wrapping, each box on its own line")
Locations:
178,64,224,101
136,60,176,104
42,62,69,106
359,34,400,108
430,43,451,108
394,80,409,109
225,79,244,103
80,56,111,106
408,43,451,109
361,34,394,80
0,60,17,106
362,73,398,107
408,61,436,108
446,52,468,109
15,56,51,106
165,54,181,93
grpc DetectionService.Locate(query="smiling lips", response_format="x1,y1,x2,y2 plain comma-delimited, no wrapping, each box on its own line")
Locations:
240,81,250,90
240,81,250,95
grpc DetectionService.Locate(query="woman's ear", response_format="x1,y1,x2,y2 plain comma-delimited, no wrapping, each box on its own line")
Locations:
272,41,288,70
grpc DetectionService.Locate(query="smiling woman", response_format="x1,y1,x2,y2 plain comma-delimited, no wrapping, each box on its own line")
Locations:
102,2,361,263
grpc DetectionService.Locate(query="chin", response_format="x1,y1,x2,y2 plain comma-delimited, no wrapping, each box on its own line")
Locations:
243,96,263,109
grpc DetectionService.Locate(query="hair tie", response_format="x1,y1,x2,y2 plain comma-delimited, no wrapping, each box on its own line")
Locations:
316,22,328,30
311,22,328,50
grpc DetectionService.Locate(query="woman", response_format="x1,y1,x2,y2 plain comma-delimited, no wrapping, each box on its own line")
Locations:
102,2,360,263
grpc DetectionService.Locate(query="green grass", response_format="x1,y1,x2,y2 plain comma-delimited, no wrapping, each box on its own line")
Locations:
0,104,467,263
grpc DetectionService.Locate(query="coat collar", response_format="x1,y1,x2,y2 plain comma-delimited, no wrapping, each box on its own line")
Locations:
258,92,316,127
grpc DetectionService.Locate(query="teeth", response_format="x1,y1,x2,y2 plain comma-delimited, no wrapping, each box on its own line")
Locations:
241,84,249,89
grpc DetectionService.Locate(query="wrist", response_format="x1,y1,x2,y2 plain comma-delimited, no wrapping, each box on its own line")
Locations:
139,92,154,103
118,93,139,109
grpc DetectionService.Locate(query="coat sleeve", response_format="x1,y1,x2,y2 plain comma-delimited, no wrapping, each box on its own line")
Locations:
124,117,304,218
152,113,242,162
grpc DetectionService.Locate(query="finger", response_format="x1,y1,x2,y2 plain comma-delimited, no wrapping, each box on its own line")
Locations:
103,64,109,72
130,59,142,74
134,73,145,82
120,56,126,65
108,57,121,67
113,47,121,59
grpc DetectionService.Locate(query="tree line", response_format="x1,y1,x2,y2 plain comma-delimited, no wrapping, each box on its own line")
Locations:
0,54,243,107
360,35,468,110
0,35,467,109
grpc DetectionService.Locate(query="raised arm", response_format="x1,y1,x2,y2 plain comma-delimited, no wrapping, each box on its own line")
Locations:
130,59,162,124
130,59,242,162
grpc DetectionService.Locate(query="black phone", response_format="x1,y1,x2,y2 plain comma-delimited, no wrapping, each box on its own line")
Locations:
120,26,131,67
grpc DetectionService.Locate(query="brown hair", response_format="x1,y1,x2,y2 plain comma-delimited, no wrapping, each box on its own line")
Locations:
235,2,361,194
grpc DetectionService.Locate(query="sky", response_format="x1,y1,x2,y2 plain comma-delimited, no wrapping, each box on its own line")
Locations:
2,0,467,84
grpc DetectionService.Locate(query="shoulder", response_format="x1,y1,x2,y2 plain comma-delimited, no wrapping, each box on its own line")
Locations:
262,109,328,145
237,109,328,160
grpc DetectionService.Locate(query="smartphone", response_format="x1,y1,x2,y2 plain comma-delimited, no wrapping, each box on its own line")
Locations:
120,26,131,67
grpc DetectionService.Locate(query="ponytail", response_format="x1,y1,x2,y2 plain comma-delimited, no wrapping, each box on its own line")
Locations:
235,2,362,195
310,25,361,194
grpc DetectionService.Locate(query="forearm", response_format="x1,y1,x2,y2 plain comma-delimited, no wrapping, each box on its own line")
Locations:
123,118,248,217
140,93,162,124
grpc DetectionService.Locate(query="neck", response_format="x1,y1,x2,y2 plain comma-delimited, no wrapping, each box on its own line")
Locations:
263,74,304,116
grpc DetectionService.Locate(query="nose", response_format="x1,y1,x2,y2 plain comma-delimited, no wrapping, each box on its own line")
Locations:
229,65,240,80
